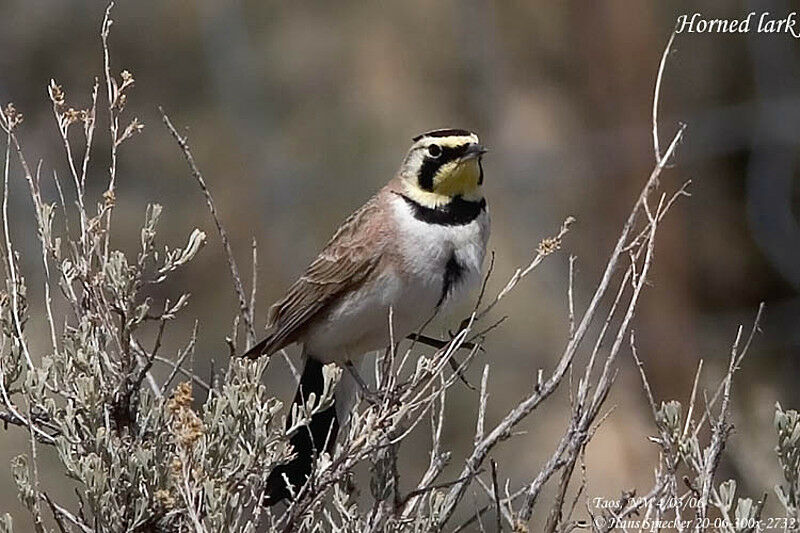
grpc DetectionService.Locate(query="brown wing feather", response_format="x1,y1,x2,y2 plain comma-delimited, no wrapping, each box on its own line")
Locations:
242,192,388,359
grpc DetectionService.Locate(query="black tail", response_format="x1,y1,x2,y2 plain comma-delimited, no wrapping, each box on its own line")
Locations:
241,336,271,360
264,358,339,506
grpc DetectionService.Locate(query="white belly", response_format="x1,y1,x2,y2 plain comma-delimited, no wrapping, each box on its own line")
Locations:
302,196,489,362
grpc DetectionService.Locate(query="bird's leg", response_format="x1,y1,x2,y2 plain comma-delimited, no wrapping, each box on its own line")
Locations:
406,333,478,351
447,356,478,391
344,361,379,405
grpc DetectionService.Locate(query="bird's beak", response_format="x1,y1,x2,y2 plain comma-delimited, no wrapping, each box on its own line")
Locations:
461,142,488,161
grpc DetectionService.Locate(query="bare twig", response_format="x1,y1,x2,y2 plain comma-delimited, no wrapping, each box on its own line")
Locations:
491,459,503,533
693,303,765,438
160,321,199,393
653,32,675,163
696,306,764,526
160,109,256,346
1,120,35,371
436,122,685,529
43,493,92,533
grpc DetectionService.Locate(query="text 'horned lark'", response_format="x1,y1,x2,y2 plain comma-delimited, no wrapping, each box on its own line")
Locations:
243,128,490,505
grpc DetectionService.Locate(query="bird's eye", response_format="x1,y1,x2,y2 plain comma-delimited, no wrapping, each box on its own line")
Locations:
427,144,442,158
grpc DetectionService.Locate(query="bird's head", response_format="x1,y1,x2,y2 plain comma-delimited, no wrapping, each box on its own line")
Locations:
398,129,486,208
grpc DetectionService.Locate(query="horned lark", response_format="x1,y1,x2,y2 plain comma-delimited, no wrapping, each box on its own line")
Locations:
244,129,490,505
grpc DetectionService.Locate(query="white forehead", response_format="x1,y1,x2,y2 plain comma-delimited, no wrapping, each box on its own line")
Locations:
413,133,479,149
413,130,480,148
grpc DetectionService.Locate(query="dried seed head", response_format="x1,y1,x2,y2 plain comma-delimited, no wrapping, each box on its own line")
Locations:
167,381,193,413
175,409,204,447
117,117,144,145
512,519,530,533
3,103,23,129
103,189,116,207
169,457,182,476
64,108,81,124
167,382,205,448
537,236,561,256
154,489,175,510
48,80,65,107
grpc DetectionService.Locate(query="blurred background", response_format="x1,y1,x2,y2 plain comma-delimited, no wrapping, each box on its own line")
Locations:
0,0,798,529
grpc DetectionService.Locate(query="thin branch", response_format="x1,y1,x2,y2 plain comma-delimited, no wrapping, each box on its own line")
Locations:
43,493,92,533
693,303,764,437
249,236,258,350
153,355,210,392
653,32,675,163
696,305,764,525
568,255,576,339
491,460,503,533
160,321,200,393
436,124,685,529
475,217,573,323
682,358,704,442
629,331,658,419
160,109,256,346
1,122,35,371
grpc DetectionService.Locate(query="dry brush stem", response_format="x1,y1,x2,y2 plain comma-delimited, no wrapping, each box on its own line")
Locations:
437,122,686,530
695,304,764,529
592,305,765,533
160,109,257,350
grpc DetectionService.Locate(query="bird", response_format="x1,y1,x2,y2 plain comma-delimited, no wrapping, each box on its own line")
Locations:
243,128,490,505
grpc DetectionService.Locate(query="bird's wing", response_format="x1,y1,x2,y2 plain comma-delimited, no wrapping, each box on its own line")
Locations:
242,192,389,359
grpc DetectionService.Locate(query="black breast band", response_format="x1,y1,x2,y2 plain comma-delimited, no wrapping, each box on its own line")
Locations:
398,194,486,226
